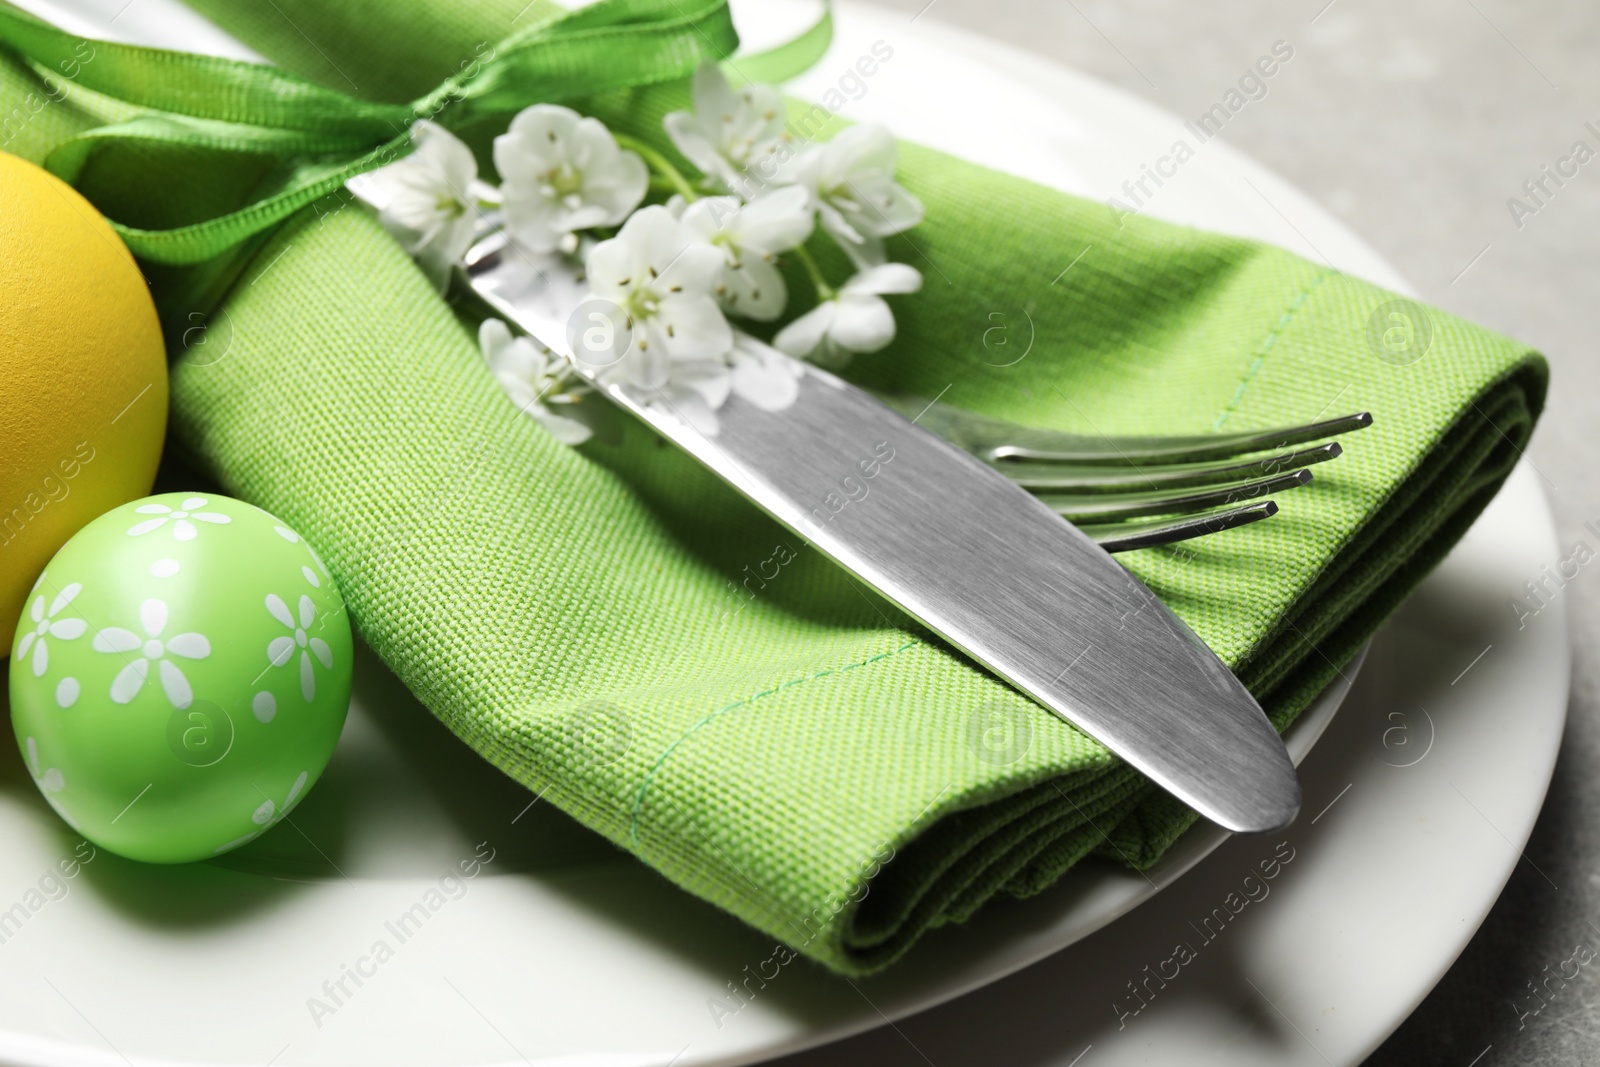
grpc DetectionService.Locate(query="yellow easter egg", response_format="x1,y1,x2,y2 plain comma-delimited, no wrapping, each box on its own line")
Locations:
0,151,167,647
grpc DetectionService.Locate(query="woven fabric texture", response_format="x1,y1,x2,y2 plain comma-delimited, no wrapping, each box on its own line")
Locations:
0,0,1546,973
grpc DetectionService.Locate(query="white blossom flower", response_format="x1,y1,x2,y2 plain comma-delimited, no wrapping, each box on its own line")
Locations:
15,579,87,678
680,187,814,321
584,204,732,390
774,263,922,366
363,120,483,291
728,331,802,411
92,599,211,709
496,104,648,255
479,319,594,445
127,496,231,541
265,593,334,702
664,63,790,193
781,124,923,267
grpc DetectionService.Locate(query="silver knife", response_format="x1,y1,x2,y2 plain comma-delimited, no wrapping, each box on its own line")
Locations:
349,176,1300,833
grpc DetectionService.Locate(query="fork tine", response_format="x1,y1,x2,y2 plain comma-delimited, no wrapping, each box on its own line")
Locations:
1085,501,1279,553
1001,442,1340,493
985,412,1372,464
1037,469,1311,523
880,392,1373,466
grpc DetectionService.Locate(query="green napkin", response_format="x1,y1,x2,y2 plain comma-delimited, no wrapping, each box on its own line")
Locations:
0,0,1545,975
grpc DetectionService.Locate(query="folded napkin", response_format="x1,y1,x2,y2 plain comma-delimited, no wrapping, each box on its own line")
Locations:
0,0,1546,974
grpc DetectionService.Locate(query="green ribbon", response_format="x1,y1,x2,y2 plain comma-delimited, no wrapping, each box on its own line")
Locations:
0,0,832,265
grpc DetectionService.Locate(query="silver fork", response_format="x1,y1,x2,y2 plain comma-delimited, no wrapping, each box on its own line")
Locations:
881,396,1373,553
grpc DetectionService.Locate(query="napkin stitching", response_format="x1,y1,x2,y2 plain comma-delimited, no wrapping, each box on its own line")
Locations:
627,639,921,845
1212,269,1333,430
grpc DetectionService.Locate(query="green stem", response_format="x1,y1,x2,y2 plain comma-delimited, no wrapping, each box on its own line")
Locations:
615,133,699,202
792,244,835,301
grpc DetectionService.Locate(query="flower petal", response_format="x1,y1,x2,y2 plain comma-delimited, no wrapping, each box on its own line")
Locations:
503,102,582,150
719,255,787,322
300,651,316,701
678,195,741,243
31,637,47,677
127,518,167,537
268,636,296,667
158,659,193,710
173,519,197,541
820,215,885,269
265,594,294,629
49,583,81,616
298,595,316,630
654,386,720,437
658,294,734,362
730,334,801,412
671,360,733,411
852,180,924,238
93,627,141,654
16,632,34,660
661,240,726,298
110,659,149,704
584,232,645,300
585,149,648,226
478,318,515,365
663,111,725,179
824,123,899,181
733,185,815,253
134,504,172,515
192,512,230,525
844,262,923,296
181,496,208,511
47,617,86,640
140,598,167,638
309,637,333,670
829,293,897,353
773,301,838,358
414,119,478,191
166,632,211,659
691,61,739,135
532,408,595,446
617,206,687,275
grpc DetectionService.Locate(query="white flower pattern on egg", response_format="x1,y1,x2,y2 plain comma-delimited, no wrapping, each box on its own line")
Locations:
265,593,334,701
275,525,331,586
14,578,88,679
127,496,231,541
213,771,308,854
92,598,212,709
23,737,78,830
24,737,64,794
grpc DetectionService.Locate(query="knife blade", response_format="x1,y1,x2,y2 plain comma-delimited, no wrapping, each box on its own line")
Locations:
348,176,1301,833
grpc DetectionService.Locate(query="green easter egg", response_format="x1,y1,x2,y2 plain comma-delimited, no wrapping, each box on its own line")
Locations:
8,493,352,863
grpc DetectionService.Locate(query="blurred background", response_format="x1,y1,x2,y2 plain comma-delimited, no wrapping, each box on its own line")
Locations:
800,1,1600,1063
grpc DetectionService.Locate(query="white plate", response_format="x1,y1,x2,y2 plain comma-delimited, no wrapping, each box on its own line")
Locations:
0,3,1568,1066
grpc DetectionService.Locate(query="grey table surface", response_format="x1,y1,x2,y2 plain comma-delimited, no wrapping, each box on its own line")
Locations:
768,1,1600,1065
